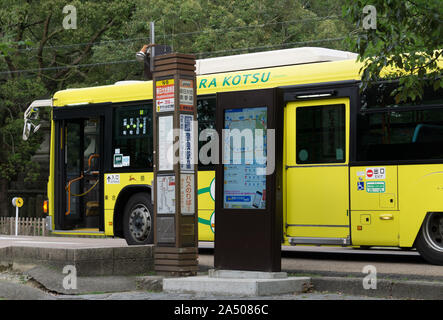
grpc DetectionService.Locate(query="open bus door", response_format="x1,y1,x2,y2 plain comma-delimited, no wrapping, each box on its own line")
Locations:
53,106,110,231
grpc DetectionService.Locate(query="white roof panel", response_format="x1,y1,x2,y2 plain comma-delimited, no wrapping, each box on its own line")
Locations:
196,47,357,75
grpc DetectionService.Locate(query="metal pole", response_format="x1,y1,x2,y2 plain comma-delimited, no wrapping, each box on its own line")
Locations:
150,21,155,73
15,206,18,236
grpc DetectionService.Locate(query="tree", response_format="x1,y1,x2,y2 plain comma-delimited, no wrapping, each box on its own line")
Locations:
0,0,355,216
0,0,138,215
343,0,442,103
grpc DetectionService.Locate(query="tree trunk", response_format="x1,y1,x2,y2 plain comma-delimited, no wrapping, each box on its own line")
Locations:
0,178,9,217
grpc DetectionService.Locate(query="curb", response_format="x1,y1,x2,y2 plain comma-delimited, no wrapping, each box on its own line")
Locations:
24,266,137,295
0,245,154,276
134,274,443,300
311,276,443,300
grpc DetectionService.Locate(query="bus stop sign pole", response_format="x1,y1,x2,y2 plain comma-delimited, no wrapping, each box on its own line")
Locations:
11,197,24,236
152,53,198,276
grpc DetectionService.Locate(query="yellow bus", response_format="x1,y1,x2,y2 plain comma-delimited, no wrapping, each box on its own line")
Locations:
24,47,443,265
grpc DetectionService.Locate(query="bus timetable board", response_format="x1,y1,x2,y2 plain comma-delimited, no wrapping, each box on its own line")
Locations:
215,88,283,272
223,107,267,209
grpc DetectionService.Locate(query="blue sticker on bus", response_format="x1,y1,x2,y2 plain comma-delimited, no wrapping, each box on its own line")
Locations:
357,181,364,191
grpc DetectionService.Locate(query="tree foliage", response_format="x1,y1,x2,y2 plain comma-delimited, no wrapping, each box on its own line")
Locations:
343,0,442,103
0,0,351,183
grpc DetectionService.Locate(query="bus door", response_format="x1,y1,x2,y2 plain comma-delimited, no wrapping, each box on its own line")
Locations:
54,114,104,231
284,98,351,245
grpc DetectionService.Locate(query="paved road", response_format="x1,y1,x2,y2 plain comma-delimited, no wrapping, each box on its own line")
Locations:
198,243,443,280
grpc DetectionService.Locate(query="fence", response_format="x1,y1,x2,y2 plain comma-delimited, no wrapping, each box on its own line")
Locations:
0,217,48,236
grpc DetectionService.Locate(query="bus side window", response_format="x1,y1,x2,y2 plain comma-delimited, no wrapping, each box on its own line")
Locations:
296,104,346,164
112,104,153,170
197,97,216,169
357,109,443,161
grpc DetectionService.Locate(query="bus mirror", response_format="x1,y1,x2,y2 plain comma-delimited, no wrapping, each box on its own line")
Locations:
33,123,41,133
22,99,52,141
22,121,41,141
22,121,31,141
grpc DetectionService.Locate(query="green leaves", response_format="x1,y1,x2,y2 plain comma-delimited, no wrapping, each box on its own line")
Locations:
343,0,442,103
0,78,46,181
0,0,356,183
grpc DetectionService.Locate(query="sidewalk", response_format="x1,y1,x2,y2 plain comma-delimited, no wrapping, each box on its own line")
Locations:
0,264,442,300
0,268,383,300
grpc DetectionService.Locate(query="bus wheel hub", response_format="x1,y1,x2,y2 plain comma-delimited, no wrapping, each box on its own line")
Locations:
129,205,151,240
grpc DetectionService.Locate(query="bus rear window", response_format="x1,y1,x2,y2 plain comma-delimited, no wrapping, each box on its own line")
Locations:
197,97,216,169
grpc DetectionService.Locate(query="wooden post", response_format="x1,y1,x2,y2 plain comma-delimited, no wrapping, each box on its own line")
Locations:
152,53,198,276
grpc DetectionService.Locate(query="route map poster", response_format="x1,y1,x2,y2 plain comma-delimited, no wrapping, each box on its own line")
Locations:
223,106,267,209
156,175,175,214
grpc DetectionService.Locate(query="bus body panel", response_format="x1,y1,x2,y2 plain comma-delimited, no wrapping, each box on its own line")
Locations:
350,210,399,246
349,165,399,246
103,172,154,235
350,166,398,211
398,164,443,247
196,171,215,241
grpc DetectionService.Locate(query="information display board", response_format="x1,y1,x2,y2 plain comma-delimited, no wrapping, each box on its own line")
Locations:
215,88,283,272
116,107,149,138
223,107,267,209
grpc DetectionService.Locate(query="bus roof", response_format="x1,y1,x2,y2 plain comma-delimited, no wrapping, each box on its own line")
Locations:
53,47,362,107
195,47,357,75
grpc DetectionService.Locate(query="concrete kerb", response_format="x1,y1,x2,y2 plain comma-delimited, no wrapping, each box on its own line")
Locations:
311,276,443,300
24,266,138,295
0,245,155,276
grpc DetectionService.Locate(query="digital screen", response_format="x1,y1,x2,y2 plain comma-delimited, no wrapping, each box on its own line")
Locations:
116,107,149,138
223,106,267,209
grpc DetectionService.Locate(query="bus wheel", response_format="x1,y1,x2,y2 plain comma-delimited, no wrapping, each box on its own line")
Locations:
415,212,443,265
123,193,154,245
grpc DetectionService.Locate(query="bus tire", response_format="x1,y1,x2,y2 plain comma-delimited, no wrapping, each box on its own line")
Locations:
123,193,154,245
415,212,443,265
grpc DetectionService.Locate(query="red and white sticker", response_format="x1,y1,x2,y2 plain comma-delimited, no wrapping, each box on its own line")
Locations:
156,79,175,112
366,167,385,179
